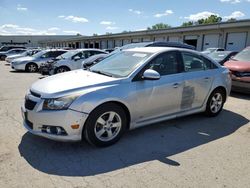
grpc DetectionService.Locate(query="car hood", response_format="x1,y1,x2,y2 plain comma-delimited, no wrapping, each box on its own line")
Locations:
224,60,250,72
7,54,23,59
13,56,35,62
30,69,120,98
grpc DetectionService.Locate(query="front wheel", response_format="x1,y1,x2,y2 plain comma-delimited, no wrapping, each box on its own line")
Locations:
26,63,38,72
84,103,127,147
205,89,225,117
56,66,70,74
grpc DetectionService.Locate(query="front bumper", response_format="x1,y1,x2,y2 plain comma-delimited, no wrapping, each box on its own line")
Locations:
11,62,26,71
21,99,89,142
231,79,250,93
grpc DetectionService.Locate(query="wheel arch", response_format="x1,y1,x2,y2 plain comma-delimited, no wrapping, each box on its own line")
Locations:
25,62,38,71
57,65,71,71
85,100,131,130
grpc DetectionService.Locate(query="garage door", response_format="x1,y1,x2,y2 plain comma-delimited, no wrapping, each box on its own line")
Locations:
154,37,165,42
203,34,220,50
168,36,179,42
123,39,131,45
101,41,107,49
226,32,247,51
143,38,151,42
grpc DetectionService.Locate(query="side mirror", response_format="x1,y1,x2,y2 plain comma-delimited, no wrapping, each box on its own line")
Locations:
74,56,80,61
142,69,160,80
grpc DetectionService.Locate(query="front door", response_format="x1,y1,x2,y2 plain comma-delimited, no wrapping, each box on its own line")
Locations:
134,51,184,123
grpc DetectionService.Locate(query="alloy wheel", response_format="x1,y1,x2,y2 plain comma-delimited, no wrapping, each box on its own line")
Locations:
94,111,122,142
210,93,223,113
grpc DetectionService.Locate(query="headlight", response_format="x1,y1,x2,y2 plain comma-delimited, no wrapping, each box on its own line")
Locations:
43,95,79,110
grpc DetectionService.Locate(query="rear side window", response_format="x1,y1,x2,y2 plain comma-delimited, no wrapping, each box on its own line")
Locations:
181,52,216,72
90,51,105,55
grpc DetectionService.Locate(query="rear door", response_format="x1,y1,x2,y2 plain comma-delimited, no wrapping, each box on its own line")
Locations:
180,52,216,110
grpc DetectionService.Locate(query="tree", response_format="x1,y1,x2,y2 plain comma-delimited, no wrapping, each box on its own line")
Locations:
181,15,222,27
93,33,98,36
227,18,237,22
147,23,171,30
198,15,222,24
181,21,194,27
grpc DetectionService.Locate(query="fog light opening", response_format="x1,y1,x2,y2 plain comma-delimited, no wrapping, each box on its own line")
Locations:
42,125,67,136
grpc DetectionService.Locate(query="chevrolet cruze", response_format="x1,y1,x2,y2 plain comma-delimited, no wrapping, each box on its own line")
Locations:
22,47,231,147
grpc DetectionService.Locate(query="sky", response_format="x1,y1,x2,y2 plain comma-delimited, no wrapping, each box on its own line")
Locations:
0,0,250,36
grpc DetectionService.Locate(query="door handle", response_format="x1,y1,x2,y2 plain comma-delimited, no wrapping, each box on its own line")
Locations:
173,83,180,88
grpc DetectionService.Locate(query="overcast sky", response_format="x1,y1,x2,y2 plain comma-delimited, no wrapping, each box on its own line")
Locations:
0,0,249,36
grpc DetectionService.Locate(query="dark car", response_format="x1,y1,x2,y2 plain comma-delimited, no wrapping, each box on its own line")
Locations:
0,45,26,52
208,51,238,65
224,47,250,93
116,41,195,51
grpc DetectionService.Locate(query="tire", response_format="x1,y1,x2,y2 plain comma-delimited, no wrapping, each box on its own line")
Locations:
0,55,6,61
84,103,127,147
25,63,38,72
205,88,225,117
56,66,70,74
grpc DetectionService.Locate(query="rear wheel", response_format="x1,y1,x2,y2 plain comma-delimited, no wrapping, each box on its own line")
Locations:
84,103,127,147
205,88,225,117
56,66,70,74
26,63,38,72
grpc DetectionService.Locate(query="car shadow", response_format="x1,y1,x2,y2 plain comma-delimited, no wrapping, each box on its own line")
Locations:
18,109,249,177
230,91,250,100
9,70,39,74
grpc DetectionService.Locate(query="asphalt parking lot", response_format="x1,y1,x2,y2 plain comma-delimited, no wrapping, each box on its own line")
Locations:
0,61,249,188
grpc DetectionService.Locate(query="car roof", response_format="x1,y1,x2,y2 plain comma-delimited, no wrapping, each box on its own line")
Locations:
124,46,195,54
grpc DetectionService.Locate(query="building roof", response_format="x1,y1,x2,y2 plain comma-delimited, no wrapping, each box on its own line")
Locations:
40,19,250,44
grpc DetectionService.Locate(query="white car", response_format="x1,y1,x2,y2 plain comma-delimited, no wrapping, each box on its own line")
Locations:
11,49,67,72
5,49,41,63
51,49,107,74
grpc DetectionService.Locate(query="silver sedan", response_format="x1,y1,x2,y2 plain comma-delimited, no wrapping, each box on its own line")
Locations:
21,47,231,147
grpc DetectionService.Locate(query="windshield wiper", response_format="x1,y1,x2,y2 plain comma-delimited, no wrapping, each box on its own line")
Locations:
90,70,114,77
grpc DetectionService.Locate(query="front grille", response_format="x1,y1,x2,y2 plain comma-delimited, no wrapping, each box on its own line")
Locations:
25,99,37,110
232,71,250,77
24,112,33,129
30,90,41,98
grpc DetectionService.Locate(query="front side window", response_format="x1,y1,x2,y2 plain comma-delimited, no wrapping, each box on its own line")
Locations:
182,52,212,72
147,51,179,76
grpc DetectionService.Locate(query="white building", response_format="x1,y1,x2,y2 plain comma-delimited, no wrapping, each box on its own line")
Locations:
0,35,76,48
41,19,250,51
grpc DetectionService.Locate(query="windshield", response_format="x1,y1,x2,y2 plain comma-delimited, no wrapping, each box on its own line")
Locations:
32,50,46,58
90,51,152,78
233,48,250,62
60,50,79,59
208,52,230,61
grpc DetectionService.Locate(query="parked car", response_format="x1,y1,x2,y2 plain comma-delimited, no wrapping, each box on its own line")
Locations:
11,49,67,72
208,51,238,65
224,47,250,93
202,48,224,55
79,41,196,70
114,41,195,52
21,47,231,147
0,48,27,60
0,45,25,52
46,49,107,74
82,53,109,69
5,49,41,63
